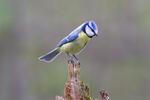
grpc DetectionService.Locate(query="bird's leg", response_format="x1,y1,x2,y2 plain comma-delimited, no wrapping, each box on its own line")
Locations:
73,54,80,65
67,53,74,64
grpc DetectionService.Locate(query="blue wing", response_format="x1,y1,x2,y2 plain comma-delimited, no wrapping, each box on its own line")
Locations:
56,24,85,47
57,31,80,47
56,21,88,47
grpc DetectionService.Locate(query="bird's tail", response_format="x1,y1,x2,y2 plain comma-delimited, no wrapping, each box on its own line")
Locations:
39,48,61,63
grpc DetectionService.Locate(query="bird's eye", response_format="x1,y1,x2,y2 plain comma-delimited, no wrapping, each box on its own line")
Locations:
91,28,95,33
89,21,98,35
85,25,95,37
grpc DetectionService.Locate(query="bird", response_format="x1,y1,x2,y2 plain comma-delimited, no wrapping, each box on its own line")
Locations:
39,21,98,64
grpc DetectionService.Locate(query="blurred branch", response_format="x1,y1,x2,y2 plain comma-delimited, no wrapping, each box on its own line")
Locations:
55,61,110,100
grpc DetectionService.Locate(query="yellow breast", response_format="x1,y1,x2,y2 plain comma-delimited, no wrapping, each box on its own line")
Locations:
60,32,91,54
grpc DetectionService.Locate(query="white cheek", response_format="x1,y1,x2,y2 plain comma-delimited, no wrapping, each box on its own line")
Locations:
86,26,94,36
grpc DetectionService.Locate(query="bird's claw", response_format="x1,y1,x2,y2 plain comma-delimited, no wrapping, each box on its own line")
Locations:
68,58,74,64
72,55,81,66
76,60,81,66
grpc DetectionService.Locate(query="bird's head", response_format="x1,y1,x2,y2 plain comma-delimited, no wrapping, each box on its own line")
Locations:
82,21,98,38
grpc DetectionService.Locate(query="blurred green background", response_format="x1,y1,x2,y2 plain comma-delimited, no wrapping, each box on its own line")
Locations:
0,0,150,100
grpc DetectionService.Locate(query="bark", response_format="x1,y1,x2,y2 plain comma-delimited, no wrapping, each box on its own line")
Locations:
56,61,109,100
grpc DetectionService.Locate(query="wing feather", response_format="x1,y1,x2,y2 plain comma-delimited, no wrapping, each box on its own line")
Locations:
57,28,82,47
56,32,79,47
56,22,87,47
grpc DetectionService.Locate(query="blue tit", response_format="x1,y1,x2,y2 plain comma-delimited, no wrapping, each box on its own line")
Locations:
39,21,98,63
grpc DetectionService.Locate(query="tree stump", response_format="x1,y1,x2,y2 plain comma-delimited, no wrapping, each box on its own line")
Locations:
55,61,109,100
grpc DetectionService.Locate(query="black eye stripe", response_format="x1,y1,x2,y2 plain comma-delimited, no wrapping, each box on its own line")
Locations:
87,24,96,35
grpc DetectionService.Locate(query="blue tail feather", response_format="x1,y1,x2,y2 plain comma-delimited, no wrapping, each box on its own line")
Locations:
39,48,61,63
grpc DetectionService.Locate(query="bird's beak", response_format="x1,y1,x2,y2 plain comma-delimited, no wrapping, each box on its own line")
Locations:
93,31,98,36
95,33,98,36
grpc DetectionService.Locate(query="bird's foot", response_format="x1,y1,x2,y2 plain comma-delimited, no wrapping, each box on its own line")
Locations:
68,58,74,65
67,53,75,65
76,60,81,66
73,55,81,66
